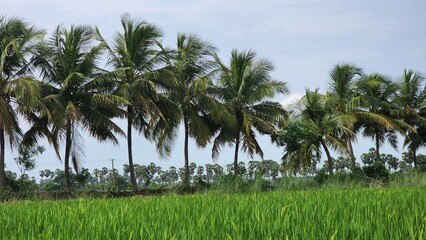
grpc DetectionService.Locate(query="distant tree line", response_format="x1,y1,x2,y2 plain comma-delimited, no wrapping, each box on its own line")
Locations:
5,148,426,193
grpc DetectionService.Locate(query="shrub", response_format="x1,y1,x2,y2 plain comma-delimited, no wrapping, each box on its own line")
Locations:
314,169,328,184
350,167,367,182
362,163,390,182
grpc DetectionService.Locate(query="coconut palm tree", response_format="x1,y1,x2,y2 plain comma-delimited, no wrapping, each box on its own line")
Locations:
299,89,353,174
396,70,426,166
162,34,221,187
295,89,352,174
326,63,363,169
103,15,179,192
34,25,126,192
354,74,402,161
326,64,405,170
212,50,288,176
0,16,45,192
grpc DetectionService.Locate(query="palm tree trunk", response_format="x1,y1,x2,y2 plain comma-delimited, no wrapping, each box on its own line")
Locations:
346,139,356,170
127,106,137,192
320,139,333,175
183,115,190,187
233,132,240,177
413,148,417,167
64,119,72,192
375,129,381,163
0,126,5,192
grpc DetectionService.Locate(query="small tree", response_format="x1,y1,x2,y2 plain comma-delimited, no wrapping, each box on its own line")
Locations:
382,154,399,171
361,148,379,166
14,145,45,175
277,120,320,174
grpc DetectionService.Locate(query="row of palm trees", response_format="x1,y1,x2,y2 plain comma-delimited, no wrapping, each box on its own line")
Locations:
2,15,424,193
0,15,287,192
280,66,426,175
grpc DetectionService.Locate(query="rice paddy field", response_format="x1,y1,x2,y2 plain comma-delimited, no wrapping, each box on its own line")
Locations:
0,187,425,239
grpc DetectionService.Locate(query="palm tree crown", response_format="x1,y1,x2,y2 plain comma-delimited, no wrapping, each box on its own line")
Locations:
355,74,401,161
163,34,220,186
297,89,351,174
35,25,125,191
0,16,45,192
397,70,426,166
213,49,288,176
104,15,178,192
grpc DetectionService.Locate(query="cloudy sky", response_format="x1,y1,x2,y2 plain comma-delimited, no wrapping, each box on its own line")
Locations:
2,0,426,176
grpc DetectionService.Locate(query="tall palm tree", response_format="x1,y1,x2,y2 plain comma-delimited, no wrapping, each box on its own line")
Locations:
34,25,126,192
397,69,426,166
404,123,426,167
296,89,352,174
326,64,405,169
212,50,288,176
103,15,179,192
163,34,220,187
326,63,363,170
355,74,402,161
0,16,45,192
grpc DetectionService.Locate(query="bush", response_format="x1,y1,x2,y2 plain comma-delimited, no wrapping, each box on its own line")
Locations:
250,178,274,192
362,163,389,182
331,171,351,183
389,171,426,187
276,176,319,191
314,169,328,184
415,158,426,172
350,167,367,182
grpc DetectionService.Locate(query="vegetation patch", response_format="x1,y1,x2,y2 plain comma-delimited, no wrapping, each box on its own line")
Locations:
1,188,425,239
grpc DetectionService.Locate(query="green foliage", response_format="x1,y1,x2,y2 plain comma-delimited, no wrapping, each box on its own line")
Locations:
389,171,426,187
361,148,401,173
362,163,390,182
314,167,370,186
416,154,426,172
350,167,367,182
30,24,128,192
361,148,380,165
278,121,322,175
314,169,329,184
210,175,248,193
398,70,426,164
14,145,45,175
291,89,351,175
4,171,37,193
355,74,403,160
163,34,219,186
0,16,45,192
275,176,319,191
278,121,319,153
102,15,178,192
0,14,425,200
1,189,425,239
212,49,288,176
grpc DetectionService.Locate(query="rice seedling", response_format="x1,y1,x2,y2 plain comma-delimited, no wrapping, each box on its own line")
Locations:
0,187,424,239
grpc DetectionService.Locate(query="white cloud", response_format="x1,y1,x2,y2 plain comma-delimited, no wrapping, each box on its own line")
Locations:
280,93,304,108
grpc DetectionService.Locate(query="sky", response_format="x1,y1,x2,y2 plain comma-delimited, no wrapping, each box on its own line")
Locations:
2,0,426,178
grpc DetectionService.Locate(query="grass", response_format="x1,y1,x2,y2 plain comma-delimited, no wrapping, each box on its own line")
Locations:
0,187,425,239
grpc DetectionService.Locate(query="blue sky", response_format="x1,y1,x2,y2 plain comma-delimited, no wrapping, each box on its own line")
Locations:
2,0,426,177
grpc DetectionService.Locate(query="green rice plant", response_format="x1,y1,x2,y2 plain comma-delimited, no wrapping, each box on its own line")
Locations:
0,188,425,239
390,171,426,187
